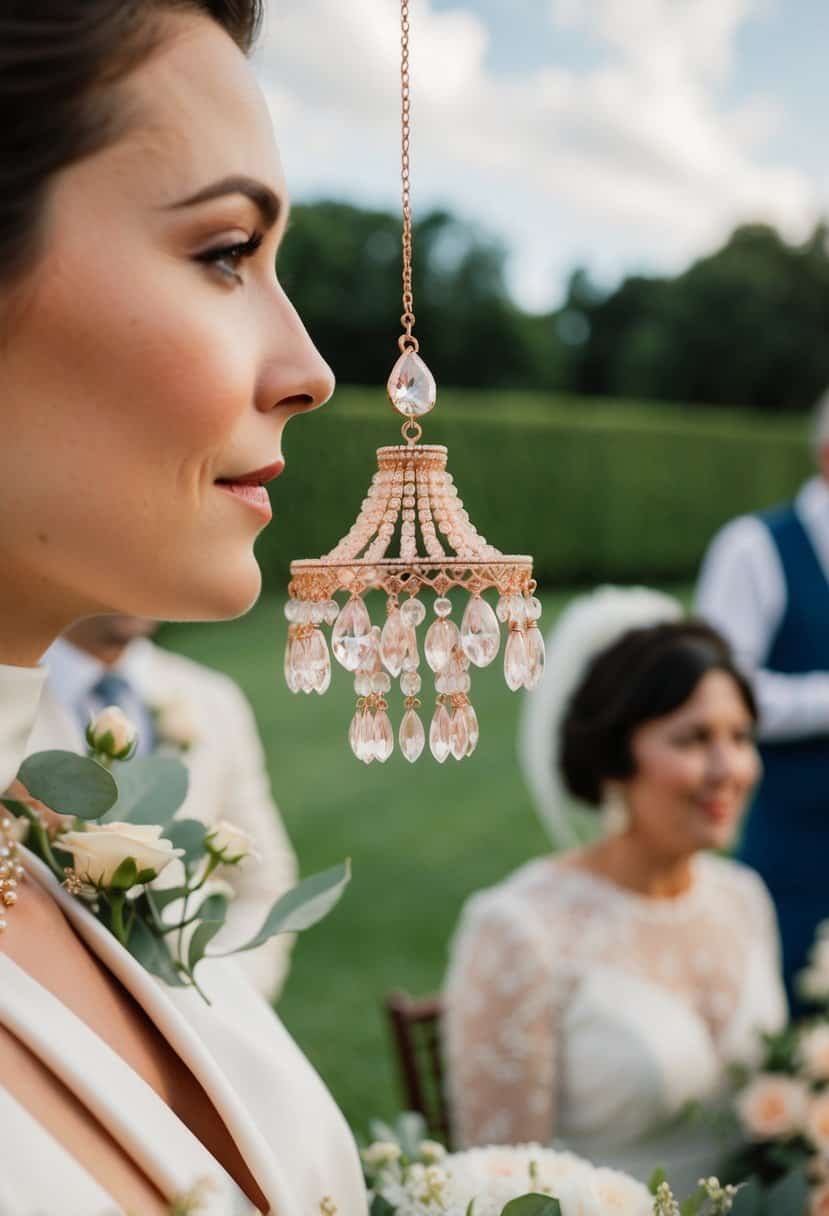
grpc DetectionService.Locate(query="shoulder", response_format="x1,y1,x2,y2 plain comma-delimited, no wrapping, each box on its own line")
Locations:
697,853,776,920
452,857,594,946
702,514,779,565
146,643,252,711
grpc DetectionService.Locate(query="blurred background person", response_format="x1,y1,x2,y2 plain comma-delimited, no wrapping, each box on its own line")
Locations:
444,589,786,1193
696,395,829,1013
27,614,298,1002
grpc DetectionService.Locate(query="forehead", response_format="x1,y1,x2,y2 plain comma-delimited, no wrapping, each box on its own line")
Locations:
111,14,285,207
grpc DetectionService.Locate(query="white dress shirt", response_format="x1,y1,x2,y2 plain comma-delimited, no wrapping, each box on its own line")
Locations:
29,637,298,1001
696,476,829,741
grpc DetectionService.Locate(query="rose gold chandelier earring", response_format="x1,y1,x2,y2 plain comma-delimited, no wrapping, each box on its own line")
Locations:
284,0,542,764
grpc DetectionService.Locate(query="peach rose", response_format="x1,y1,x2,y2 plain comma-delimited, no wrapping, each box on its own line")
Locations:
736,1074,809,1140
812,1182,829,1216
808,1093,829,1156
801,1026,829,1082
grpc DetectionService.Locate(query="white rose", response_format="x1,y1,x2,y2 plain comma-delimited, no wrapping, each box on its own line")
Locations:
736,1074,809,1140
155,695,201,750
813,1183,829,1216
588,1167,655,1215
86,706,138,760
801,1026,829,1081
808,1093,829,1156
59,822,184,887
205,819,259,864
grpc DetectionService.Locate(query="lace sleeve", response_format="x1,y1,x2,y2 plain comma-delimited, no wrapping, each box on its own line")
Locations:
443,887,558,1148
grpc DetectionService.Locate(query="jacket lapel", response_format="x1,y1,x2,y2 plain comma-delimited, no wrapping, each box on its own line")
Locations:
23,850,299,1216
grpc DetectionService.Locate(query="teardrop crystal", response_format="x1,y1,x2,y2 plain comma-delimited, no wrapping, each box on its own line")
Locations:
525,626,546,690
373,709,394,763
399,708,425,763
450,709,469,761
462,703,480,755
381,608,409,677
386,351,437,418
331,596,373,672
290,635,312,694
349,709,363,759
358,709,376,764
504,629,529,691
425,619,460,673
307,628,331,694
460,596,501,668
429,703,452,763
284,637,299,693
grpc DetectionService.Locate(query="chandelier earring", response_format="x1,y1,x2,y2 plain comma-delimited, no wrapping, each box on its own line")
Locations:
600,784,630,838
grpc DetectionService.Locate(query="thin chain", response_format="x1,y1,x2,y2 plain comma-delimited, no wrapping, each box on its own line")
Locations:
399,0,418,354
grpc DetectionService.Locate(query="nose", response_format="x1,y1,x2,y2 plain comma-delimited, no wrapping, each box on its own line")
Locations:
707,740,736,785
256,290,335,416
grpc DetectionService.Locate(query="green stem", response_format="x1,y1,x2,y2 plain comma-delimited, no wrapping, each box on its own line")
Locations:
188,854,221,894
1,800,65,882
109,892,128,946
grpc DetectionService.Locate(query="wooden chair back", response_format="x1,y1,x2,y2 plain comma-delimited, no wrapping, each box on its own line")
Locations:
383,990,451,1148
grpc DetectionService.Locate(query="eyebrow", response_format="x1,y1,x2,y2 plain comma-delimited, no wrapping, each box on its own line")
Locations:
165,175,282,229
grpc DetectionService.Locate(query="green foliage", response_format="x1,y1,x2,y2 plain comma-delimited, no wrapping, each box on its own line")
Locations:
565,222,829,411
104,756,189,826
278,202,562,392
217,861,352,955
500,1199,561,1216
17,750,118,818
263,387,809,589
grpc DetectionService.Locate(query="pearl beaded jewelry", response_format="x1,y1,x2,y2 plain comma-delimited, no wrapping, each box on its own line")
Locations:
0,815,26,931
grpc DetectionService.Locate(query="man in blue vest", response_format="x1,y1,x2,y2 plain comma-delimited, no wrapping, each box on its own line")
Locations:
697,398,829,1013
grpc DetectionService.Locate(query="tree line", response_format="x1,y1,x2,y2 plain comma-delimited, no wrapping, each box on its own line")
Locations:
277,201,829,413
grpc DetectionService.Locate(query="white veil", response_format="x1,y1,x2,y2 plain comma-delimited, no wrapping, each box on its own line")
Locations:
518,586,683,848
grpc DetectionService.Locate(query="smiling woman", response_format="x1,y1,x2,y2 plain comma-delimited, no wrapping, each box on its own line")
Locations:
0,4,364,1216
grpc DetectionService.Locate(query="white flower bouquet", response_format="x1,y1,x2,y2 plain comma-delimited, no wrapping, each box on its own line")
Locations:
362,1117,736,1216
727,922,829,1211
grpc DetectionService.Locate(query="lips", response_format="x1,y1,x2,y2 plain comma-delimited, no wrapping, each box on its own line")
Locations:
215,459,285,487
215,460,283,522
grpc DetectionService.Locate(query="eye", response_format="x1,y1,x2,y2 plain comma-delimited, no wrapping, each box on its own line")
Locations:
194,231,264,283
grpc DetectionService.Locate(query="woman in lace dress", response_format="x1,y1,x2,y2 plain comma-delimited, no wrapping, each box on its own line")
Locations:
0,3,366,1213
445,589,788,1193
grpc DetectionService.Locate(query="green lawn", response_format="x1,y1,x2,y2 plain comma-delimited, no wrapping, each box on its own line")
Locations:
159,584,688,1132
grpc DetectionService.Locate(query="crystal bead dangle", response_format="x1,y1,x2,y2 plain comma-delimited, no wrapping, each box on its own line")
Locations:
282,0,540,762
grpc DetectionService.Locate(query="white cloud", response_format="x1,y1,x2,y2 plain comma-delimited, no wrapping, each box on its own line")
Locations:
257,0,818,311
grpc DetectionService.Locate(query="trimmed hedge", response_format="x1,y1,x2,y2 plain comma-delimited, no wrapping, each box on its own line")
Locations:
259,387,811,589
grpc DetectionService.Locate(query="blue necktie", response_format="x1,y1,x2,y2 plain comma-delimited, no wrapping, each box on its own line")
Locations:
88,672,156,757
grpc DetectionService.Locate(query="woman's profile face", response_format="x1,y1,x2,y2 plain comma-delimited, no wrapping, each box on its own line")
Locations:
0,12,333,631
620,669,759,856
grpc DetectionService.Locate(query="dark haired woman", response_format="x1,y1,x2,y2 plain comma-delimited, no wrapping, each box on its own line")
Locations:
444,588,787,1193
0,3,365,1213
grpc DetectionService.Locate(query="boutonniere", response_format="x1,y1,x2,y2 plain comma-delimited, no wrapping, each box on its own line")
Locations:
3,706,349,1003
149,693,202,754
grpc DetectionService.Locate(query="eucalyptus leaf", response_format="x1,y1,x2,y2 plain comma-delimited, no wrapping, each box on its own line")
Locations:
127,917,187,987
17,750,117,818
187,903,227,973
163,818,207,866
145,884,191,915
217,860,351,955
766,1166,808,1211
104,757,188,826
396,1111,428,1159
370,1197,396,1216
730,1178,764,1216
500,1196,561,1216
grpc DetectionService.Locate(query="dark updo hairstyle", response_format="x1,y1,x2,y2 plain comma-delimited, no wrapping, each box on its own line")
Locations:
560,619,757,807
0,0,264,283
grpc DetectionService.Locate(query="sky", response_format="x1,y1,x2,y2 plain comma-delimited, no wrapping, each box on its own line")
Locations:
257,0,829,313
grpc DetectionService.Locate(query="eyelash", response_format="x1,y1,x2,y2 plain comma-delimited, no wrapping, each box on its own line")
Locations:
195,231,264,281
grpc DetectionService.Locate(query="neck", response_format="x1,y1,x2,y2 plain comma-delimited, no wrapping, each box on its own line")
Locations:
0,549,101,668
587,834,695,899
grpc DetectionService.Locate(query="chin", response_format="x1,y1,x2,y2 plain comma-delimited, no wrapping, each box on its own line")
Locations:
123,555,262,623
